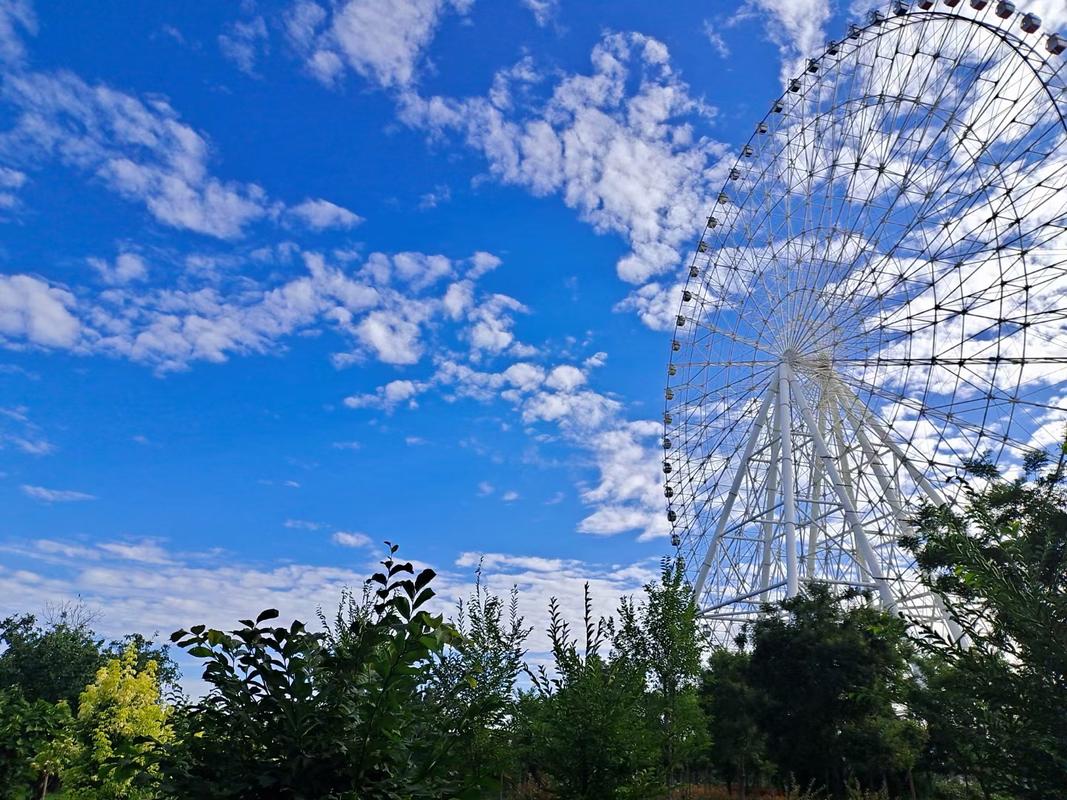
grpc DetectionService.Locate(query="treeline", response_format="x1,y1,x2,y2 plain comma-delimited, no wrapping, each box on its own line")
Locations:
1,452,1065,800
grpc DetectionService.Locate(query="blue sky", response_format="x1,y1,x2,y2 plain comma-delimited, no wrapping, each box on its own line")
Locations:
5,0,1064,670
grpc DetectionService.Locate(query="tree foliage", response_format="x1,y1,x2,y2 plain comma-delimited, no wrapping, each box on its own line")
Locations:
905,448,1067,798
615,557,707,786
0,608,178,712
429,566,531,789
0,611,104,709
158,543,493,799
745,586,924,797
699,649,767,798
59,644,173,799
0,687,72,800
521,585,659,800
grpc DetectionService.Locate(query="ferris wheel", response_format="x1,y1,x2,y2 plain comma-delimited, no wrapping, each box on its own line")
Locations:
664,0,1067,642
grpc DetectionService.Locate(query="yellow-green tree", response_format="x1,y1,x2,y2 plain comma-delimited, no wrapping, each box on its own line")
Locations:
60,644,172,799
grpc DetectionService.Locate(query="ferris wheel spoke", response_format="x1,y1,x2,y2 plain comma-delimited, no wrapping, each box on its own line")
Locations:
791,15,1021,330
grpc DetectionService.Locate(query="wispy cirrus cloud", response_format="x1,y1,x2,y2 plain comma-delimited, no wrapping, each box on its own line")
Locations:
21,484,95,503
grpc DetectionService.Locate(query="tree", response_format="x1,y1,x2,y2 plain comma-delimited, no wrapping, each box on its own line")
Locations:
0,611,102,708
904,447,1067,798
522,585,659,800
615,557,707,790
698,649,768,798
746,586,924,797
158,543,489,800
0,606,179,710
58,644,172,799
0,687,73,800
429,567,530,792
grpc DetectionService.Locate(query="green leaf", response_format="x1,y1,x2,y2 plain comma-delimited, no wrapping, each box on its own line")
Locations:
414,568,436,591
256,609,281,623
413,587,436,609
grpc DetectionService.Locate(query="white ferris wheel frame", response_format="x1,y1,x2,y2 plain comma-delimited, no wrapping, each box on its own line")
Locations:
664,0,1067,643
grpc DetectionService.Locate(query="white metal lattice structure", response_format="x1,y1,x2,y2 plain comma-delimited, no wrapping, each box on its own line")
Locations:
664,0,1067,643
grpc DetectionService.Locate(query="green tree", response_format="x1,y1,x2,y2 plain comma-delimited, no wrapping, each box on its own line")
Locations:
522,585,659,800
904,447,1067,798
0,607,179,710
615,557,707,790
698,649,768,798
158,544,489,799
59,644,172,799
0,687,73,800
0,610,102,708
429,568,530,793
746,586,924,797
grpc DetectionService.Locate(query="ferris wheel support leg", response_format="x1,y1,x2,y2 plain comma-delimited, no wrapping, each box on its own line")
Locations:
830,407,874,588
777,364,799,598
784,366,897,611
759,437,780,602
694,386,777,597
833,382,947,507
806,406,825,580
839,397,967,645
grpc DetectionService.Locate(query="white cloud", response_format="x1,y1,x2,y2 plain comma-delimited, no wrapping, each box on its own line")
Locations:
703,21,730,59
737,0,831,84
521,0,559,27
0,405,53,455
0,164,25,208
477,480,494,496
502,361,545,391
398,31,727,286
501,489,519,502
284,518,322,530
0,248,510,373
614,280,683,331
442,280,474,320
97,539,171,564
218,15,270,76
391,251,453,289
467,250,501,279
21,484,95,503
0,166,26,188
355,310,424,364
0,0,34,66
332,530,372,548
361,351,666,540
0,274,81,348
1,70,271,238
289,198,364,230
287,0,472,88
331,440,361,450
88,252,148,285
418,183,451,209
344,378,428,411
1028,0,1067,29
545,364,585,392
0,537,657,675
